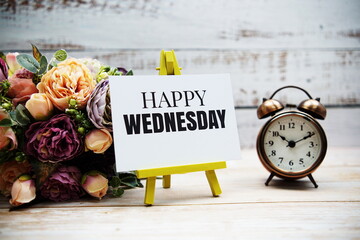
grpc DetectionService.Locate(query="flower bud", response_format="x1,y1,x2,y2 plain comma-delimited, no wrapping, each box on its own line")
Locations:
9,175,36,206
85,128,112,154
1,102,12,111
25,93,54,120
97,72,108,82
78,126,85,135
69,98,77,108
81,171,108,199
65,108,77,115
75,114,83,122
15,152,26,162
6,52,21,77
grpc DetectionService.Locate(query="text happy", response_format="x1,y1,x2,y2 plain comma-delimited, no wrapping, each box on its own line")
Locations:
122,90,227,135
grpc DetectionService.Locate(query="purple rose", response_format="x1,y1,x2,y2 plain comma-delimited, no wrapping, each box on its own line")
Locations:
86,79,112,131
0,58,8,82
40,165,83,201
25,114,83,163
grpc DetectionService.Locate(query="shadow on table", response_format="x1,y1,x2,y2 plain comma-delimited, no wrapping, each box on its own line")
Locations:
263,178,318,190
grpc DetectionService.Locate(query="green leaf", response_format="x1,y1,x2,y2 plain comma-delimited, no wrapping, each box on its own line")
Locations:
112,188,124,197
31,44,42,62
47,63,54,71
0,118,13,127
38,55,48,75
118,172,142,188
54,49,67,61
110,176,121,188
12,104,32,127
16,54,40,73
125,70,133,76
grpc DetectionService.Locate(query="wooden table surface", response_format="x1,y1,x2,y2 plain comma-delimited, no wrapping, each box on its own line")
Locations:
0,147,359,240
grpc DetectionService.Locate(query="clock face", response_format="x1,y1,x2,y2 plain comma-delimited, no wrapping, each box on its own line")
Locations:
257,111,327,177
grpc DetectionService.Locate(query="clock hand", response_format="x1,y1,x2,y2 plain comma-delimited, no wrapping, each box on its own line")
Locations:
278,134,295,148
278,135,289,143
295,132,315,144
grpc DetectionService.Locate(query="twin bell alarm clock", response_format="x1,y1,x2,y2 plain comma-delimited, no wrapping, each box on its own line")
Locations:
256,86,327,188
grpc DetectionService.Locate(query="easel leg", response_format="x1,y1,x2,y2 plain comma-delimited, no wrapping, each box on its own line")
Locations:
265,172,275,186
144,176,156,205
308,174,318,188
163,175,171,188
205,170,222,197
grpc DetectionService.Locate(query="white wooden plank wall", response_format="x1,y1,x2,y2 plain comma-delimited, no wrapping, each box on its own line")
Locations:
0,0,359,148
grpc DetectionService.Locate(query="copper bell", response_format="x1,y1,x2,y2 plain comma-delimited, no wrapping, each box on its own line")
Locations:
257,98,284,119
298,98,327,120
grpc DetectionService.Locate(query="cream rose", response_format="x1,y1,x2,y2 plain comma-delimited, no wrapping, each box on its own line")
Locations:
85,129,112,154
81,171,108,199
25,93,54,120
37,58,96,111
9,175,36,206
6,52,22,76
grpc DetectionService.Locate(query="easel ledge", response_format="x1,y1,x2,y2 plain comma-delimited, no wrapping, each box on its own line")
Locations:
136,50,227,205
137,161,227,178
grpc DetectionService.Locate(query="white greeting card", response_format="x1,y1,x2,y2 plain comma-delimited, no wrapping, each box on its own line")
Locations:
109,74,241,171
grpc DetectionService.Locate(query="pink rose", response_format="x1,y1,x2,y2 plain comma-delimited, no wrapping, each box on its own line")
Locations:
0,110,17,151
9,175,36,206
0,160,32,197
85,129,112,154
6,52,22,77
81,171,108,199
7,69,37,106
25,93,54,120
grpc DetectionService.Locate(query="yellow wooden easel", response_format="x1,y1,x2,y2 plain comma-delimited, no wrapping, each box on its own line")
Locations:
135,50,227,205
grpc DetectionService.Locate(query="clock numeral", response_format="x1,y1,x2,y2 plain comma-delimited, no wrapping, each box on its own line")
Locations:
272,131,279,137
279,157,284,164
268,140,274,146
299,158,304,165
271,150,276,156
306,151,311,157
289,160,294,166
280,125,285,130
301,125,304,131
309,141,314,148
288,122,295,129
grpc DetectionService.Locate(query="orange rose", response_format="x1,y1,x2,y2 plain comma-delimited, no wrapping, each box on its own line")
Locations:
37,58,96,111
0,160,32,197
25,93,54,120
85,129,112,154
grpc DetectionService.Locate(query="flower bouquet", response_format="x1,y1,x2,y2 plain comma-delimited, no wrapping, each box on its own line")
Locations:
0,45,142,209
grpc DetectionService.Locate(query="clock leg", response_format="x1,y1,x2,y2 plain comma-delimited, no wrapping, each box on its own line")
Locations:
265,172,275,186
308,174,318,188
